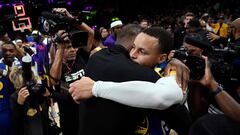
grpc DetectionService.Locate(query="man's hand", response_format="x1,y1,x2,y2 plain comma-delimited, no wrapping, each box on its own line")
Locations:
52,8,74,18
207,32,220,42
164,58,190,92
54,30,70,45
199,56,218,90
168,50,175,60
69,77,95,104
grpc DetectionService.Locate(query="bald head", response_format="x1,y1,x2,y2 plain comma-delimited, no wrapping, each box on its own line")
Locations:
231,18,240,30
230,18,240,40
115,24,143,51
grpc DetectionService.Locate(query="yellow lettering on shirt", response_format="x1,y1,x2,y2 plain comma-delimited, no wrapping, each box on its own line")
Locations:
27,108,37,117
0,82,3,91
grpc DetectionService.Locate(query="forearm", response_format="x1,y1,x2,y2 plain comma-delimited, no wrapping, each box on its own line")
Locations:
15,45,25,59
208,81,240,122
49,46,64,84
93,76,183,110
215,91,240,122
76,22,94,52
49,43,56,65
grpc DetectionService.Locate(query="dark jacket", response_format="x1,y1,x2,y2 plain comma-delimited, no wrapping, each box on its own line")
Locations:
10,93,50,135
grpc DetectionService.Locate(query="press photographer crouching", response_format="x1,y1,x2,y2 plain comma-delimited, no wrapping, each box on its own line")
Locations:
9,55,60,135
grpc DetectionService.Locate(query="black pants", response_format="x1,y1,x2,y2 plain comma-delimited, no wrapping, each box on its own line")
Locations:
189,114,240,135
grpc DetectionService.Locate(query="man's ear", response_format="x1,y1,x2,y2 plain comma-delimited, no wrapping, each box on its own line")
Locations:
158,54,168,64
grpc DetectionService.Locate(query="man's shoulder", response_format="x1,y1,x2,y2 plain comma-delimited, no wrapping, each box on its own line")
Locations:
86,47,159,81
87,58,159,82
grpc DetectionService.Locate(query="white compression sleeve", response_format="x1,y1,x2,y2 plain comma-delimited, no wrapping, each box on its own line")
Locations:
92,76,183,110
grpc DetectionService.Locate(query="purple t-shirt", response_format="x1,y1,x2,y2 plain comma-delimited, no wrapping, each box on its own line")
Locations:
103,34,116,48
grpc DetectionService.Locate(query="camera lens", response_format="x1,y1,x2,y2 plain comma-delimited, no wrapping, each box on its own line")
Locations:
185,55,205,80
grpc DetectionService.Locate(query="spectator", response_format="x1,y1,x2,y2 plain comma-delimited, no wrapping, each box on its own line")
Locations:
139,19,150,29
103,20,123,48
99,27,109,43
189,55,240,135
212,15,229,38
0,41,20,135
174,12,195,49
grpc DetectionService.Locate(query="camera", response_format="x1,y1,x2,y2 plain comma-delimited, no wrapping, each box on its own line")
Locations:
209,47,240,84
173,48,205,80
22,55,46,106
38,11,88,48
174,42,240,84
26,81,46,98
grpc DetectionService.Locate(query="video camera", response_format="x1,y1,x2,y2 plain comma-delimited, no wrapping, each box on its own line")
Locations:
209,47,240,84
174,34,240,84
38,11,88,48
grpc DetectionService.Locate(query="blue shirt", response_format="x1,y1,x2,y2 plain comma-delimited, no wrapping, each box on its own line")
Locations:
0,58,20,135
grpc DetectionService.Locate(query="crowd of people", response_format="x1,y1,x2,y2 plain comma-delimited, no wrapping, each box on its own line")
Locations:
0,1,240,135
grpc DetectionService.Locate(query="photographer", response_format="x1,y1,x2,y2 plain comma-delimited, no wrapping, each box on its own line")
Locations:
189,56,240,135
49,8,94,135
9,55,54,135
172,31,240,123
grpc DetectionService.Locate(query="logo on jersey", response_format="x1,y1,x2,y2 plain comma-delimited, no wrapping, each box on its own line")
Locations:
135,116,149,135
0,81,3,91
27,108,38,117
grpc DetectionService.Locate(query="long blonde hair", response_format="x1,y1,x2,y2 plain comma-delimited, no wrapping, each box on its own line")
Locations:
9,66,36,91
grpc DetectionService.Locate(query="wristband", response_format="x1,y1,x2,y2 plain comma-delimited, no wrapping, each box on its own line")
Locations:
48,73,60,82
212,85,224,96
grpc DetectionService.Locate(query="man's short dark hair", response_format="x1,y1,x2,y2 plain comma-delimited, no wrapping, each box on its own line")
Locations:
185,12,195,17
143,27,173,54
184,33,213,52
188,19,201,29
1,41,16,49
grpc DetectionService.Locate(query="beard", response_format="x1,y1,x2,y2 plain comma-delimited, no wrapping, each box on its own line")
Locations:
66,55,76,61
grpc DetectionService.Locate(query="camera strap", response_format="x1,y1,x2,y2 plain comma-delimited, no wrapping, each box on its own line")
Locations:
49,98,61,128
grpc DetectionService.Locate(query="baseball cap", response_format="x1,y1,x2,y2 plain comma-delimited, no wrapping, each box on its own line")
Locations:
110,20,123,28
